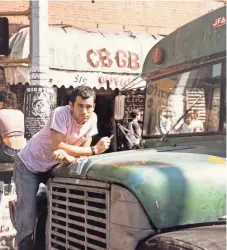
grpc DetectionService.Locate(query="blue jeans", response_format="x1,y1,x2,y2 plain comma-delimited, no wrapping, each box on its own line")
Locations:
13,154,51,249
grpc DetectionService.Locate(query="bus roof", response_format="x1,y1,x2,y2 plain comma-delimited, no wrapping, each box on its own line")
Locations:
142,6,226,79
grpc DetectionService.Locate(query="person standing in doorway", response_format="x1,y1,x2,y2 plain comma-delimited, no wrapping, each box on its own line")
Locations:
128,110,142,137
13,86,111,250
127,110,142,149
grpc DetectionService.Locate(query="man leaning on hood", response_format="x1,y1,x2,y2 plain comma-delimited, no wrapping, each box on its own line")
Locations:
13,85,111,250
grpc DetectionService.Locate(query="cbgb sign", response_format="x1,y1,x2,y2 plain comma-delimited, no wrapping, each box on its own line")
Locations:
87,48,140,70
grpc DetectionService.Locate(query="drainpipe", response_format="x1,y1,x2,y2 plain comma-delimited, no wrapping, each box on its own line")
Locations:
24,0,57,139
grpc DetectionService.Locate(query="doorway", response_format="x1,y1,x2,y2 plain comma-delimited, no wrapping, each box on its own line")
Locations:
91,93,117,153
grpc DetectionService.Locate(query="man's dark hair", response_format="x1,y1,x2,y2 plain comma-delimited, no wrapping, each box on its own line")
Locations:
130,110,139,119
0,66,4,71
0,91,17,109
69,86,96,104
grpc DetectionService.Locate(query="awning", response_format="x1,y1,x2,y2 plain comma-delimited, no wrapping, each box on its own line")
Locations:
5,26,162,90
6,66,146,90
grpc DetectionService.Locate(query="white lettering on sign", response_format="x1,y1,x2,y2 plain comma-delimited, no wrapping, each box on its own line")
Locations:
213,16,226,28
87,49,140,70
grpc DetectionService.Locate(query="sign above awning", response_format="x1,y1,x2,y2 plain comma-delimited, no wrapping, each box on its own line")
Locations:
5,66,146,90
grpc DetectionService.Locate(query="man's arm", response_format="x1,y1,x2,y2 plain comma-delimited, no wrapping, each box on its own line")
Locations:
51,129,110,157
52,149,78,163
81,137,92,147
51,129,94,157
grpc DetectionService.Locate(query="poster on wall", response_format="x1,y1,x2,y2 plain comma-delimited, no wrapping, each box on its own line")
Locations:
24,86,57,139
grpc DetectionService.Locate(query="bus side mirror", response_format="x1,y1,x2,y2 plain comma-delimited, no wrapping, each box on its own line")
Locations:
114,95,125,120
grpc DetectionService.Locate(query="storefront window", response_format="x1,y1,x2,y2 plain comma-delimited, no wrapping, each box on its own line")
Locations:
143,62,224,137
123,90,145,124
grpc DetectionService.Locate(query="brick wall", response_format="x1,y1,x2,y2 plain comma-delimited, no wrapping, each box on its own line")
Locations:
0,0,224,35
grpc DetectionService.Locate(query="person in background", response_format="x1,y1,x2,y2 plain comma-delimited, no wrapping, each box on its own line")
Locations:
159,108,172,134
128,110,142,137
180,113,193,133
13,86,111,250
127,110,142,149
191,109,204,132
0,91,26,163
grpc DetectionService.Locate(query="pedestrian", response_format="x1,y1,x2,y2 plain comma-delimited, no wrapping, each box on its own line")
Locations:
13,85,111,250
180,113,193,133
191,109,204,132
127,110,142,149
0,91,25,163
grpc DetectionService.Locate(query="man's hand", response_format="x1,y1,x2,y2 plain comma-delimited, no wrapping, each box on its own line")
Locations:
95,137,111,154
53,149,78,163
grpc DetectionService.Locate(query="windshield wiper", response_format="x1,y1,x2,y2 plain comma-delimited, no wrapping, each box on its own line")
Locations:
160,95,202,142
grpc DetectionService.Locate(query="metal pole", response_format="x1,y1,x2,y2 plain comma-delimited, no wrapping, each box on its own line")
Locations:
29,0,49,86
24,0,57,140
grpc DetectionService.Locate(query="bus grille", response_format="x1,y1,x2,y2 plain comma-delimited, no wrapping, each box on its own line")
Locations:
48,182,110,250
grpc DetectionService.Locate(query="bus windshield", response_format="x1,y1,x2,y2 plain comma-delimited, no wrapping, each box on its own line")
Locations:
143,61,225,137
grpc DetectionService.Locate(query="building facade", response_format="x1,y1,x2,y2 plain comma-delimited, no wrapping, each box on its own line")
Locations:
0,0,224,35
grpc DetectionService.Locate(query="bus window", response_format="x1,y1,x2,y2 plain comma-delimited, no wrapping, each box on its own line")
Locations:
143,62,224,137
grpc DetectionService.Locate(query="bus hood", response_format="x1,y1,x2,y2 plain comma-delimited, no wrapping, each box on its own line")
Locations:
51,150,226,230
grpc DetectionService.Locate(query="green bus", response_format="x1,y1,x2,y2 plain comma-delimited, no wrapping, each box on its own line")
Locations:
140,5,226,158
